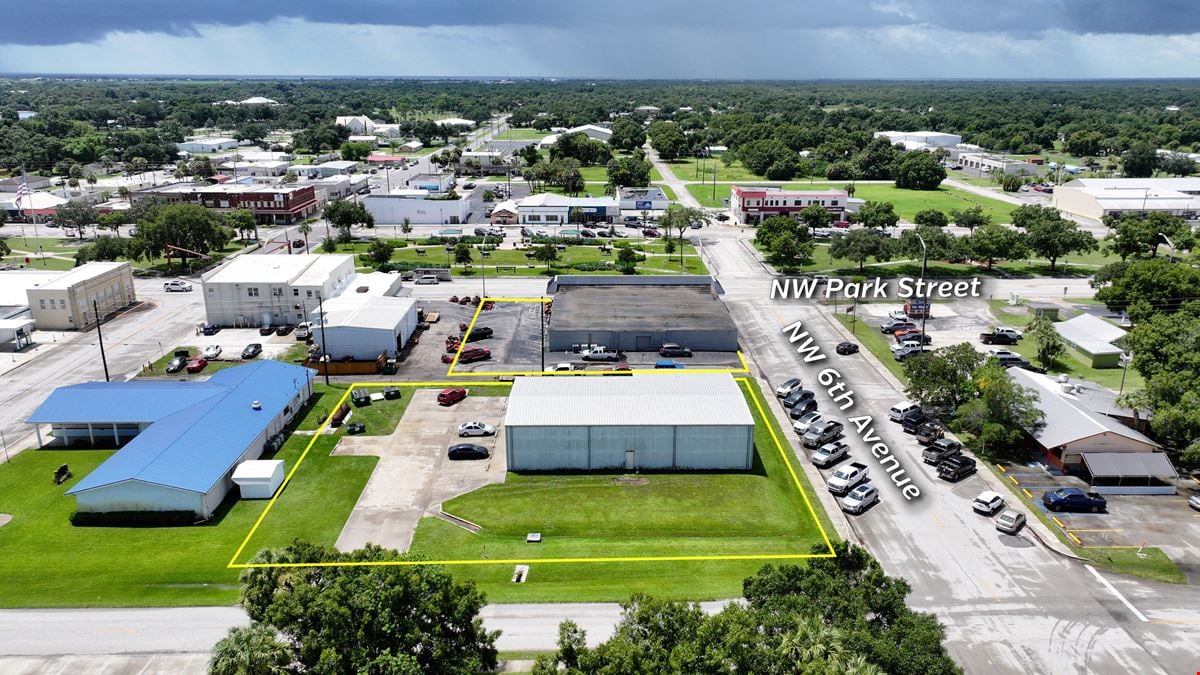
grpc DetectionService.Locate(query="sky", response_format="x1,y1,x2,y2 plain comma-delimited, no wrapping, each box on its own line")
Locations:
1,1,1199,79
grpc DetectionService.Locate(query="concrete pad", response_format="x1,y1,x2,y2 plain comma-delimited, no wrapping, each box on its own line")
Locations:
0,654,211,675
334,390,507,552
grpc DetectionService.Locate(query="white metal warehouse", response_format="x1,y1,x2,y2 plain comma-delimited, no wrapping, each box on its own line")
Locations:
503,373,755,471
314,294,418,360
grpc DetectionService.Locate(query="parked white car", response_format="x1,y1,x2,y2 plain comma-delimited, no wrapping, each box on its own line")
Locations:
972,491,1005,516
545,362,574,372
995,510,1026,534
414,275,440,285
888,309,908,321
458,421,495,437
792,411,824,434
775,378,804,398
841,483,879,514
201,345,223,359
163,279,193,292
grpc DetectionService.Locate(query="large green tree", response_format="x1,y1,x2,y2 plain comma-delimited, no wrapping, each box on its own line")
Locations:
1022,209,1097,272
893,151,946,190
132,202,231,266
647,121,690,161
1123,301,1200,464
605,155,651,188
609,116,646,151
850,200,899,229
903,342,986,410
52,200,98,238
951,361,1044,459
234,542,498,674
659,204,708,265
1028,314,1065,369
829,228,894,271
1095,258,1200,317
754,214,815,269
949,205,989,232
1102,211,1193,260
1121,141,1159,178
967,222,1027,270
533,542,958,675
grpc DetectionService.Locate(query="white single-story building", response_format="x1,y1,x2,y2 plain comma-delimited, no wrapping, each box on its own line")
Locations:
313,294,419,360
874,130,963,147
291,160,360,178
362,189,470,224
1053,313,1127,368
218,160,291,178
504,373,755,471
517,193,619,226
959,153,1037,176
400,140,424,152
348,135,380,149
1053,177,1200,221
178,137,239,154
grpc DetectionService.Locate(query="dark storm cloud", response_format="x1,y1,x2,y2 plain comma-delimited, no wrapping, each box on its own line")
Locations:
6,0,1200,46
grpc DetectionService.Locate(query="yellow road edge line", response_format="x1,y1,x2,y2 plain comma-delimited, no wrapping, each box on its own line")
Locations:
1068,529,1123,533
228,376,836,567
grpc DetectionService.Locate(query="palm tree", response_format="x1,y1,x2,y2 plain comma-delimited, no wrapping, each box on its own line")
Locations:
842,654,885,675
778,616,847,667
208,624,293,675
298,221,312,250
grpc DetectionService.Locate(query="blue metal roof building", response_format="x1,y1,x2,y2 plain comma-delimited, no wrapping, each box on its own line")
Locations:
29,360,315,519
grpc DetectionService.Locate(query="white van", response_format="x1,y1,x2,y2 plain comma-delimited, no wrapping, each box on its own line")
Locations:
415,275,440,285
888,401,920,422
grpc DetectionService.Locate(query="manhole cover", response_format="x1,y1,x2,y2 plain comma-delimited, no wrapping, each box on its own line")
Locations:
0,513,12,527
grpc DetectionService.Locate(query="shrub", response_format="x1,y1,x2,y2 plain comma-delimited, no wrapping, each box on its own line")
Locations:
571,261,616,271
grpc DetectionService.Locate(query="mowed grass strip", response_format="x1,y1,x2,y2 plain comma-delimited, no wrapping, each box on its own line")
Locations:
0,429,376,607
686,182,1015,222
407,379,833,601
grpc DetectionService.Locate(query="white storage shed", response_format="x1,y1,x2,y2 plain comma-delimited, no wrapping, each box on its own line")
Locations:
314,295,418,360
232,460,286,499
504,374,755,471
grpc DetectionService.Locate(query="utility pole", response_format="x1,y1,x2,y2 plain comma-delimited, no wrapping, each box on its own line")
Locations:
316,292,330,386
916,233,929,340
93,299,110,382
540,297,546,372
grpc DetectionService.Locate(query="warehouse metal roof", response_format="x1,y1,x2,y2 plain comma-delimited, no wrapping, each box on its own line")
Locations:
30,360,315,496
550,282,736,332
316,294,415,330
1053,314,1126,356
1083,452,1177,478
505,373,754,427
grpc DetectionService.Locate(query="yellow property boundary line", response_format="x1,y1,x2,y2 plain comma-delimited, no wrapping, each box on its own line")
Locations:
444,296,752,377
227,377,836,569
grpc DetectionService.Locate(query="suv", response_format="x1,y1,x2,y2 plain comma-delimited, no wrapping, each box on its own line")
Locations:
163,279,192,292
437,387,468,406
1043,487,1107,513
465,326,494,341
802,420,844,449
792,411,823,434
922,438,962,465
880,320,917,334
840,483,879,514
937,455,977,481
775,377,804,398
659,343,693,357
457,347,491,363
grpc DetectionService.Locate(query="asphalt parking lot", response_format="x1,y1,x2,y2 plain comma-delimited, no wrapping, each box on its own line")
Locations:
187,326,300,361
333,389,507,552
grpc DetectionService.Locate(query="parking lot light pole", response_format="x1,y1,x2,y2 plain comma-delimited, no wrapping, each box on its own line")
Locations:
916,233,929,340
93,299,110,382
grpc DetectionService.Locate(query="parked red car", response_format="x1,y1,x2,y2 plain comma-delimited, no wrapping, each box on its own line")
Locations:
832,220,851,228
437,387,467,406
185,357,208,373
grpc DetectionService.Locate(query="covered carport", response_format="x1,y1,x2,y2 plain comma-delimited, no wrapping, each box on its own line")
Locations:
1083,452,1178,495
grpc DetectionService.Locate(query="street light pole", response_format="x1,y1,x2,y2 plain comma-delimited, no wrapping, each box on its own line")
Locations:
916,233,929,340
1118,351,1132,396
1158,233,1176,263
93,299,110,382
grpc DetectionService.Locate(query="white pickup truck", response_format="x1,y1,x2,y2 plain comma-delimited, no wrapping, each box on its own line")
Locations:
827,462,869,495
580,348,622,362
545,362,575,372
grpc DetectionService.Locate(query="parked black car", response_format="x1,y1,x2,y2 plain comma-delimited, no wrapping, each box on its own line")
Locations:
835,341,859,355
447,443,490,460
466,326,494,341
275,325,294,336
788,398,819,418
241,343,263,359
165,354,188,373
782,388,816,409
659,343,693,357
937,455,977,481
901,409,928,433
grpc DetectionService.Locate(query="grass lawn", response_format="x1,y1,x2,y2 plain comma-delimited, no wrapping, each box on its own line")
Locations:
388,243,707,277
664,158,770,183
576,165,609,183
687,182,1017,223
655,184,677,200
407,379,835,602
542,184,608,197
1,236,80,254
987,300,1035,329
0,429,376,607
1066,296,1105,306
497,127,547,141
2,255,76,270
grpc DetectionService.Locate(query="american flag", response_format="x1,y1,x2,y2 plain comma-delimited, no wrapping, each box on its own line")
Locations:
13,173,28,214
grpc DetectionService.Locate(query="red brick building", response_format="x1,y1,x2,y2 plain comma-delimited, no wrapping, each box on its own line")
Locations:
730,186,848,225
132,183,319,225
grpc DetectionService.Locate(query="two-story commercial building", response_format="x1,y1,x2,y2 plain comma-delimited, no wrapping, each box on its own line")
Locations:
132,183,319,225
729,186,848,225
199,254,356,327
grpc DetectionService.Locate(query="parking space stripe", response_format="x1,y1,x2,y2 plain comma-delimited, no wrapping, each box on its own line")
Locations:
1021,489,1033,499
1069,529,1122,533
1086,565,1149,622
1051,516,1066,528
1008,475,1020,486
1067,532,1083,545
996,464,1007,473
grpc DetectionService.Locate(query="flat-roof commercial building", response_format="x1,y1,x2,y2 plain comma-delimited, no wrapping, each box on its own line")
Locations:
30,360,314,519
408,173,456,193
200,254,356,327
958,153,1037,176
132,183,319,225
177,137,238,153
538,124,613,148
618,186,670,211
730,186,848,225
1052,178,1200,221
218,160,291,178
1053,313,1127,369
547,275,737,352
362,188,469,224
504,373,754,471
26,262,136,331
313,294,418,360
517,193,620,226
292,161,360,178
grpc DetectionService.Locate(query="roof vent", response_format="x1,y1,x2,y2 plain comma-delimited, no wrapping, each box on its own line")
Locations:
251,401,262,410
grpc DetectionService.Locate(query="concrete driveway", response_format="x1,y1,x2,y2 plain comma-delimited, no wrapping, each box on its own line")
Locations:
334,389,507,551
